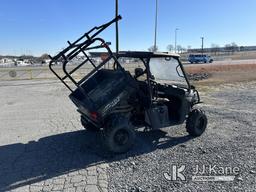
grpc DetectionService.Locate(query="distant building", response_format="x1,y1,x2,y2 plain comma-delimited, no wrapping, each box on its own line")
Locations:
188,45,256,53
0,58,15,67
15,59,32,66
0,58,13,64
239,46,256,51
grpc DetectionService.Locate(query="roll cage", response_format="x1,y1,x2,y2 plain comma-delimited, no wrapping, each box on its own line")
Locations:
117,51,191,89
48,16,198,105
48,15,123,96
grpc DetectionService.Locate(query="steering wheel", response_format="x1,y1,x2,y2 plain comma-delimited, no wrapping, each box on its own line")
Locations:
134,69,146,79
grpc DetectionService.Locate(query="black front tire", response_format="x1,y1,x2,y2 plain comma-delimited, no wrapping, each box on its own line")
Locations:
81,116,100,132
104,116,135,153
186,109,207,136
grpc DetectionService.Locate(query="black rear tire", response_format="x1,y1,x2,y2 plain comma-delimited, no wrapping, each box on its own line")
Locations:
81,116,100,132
186,109,207,136
104,116,135,153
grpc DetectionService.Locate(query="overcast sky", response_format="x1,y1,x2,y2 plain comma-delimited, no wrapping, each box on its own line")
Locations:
1,0,256,56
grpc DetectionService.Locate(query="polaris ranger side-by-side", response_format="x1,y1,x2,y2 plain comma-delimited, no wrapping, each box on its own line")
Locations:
49,16,207,153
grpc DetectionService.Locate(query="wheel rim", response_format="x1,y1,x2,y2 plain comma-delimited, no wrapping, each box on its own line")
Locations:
114,129,129,146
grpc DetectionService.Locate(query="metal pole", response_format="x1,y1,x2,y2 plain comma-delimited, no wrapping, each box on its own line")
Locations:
154,0,158,52
175,28,179,53
115,0,119,55
201,37,204,55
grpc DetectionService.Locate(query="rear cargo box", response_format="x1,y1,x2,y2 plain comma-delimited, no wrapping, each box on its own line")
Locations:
69,69,137,124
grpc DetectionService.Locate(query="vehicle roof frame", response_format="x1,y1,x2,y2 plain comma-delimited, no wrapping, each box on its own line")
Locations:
117,51,191,91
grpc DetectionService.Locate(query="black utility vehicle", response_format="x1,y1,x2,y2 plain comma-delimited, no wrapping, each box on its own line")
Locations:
49,16,207,153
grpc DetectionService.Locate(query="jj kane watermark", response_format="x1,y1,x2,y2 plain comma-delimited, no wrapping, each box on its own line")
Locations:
163,164,240,182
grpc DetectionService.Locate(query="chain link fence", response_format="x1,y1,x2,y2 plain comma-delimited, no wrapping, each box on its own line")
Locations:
0,67,56,81
0,62,142,81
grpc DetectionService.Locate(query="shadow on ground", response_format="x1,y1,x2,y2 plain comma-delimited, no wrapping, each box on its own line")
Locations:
0,129,192,191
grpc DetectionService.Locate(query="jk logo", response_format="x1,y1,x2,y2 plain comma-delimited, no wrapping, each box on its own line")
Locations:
163,165,186,181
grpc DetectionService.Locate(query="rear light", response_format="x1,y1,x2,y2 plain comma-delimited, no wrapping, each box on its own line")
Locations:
90,112,98,121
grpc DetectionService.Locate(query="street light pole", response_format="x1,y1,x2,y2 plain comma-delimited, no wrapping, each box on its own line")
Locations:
154,0,158,52
175,28,179,53
115,0,119,55
201,37,204,55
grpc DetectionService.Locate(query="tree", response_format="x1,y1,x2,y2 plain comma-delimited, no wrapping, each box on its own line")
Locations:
167,44,174,52
225,44,232,54
187,45,192,51
225,42,239,54
231,42,239,53
211,44,220,55
182,47,187,53
177,45,182,53
19,54,34,60
40,53,50,60
148,45,158,52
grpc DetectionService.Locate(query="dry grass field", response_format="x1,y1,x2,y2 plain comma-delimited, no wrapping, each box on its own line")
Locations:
185,63,256,84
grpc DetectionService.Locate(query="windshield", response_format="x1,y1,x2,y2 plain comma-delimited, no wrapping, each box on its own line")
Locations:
149,57,188,87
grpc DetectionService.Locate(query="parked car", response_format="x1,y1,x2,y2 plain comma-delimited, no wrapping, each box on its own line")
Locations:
188,54,213,64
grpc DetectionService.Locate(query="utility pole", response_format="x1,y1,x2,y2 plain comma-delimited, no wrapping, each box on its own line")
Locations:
174,28,179,53
201,37,204,55
153,0,158,52
115,0,119,55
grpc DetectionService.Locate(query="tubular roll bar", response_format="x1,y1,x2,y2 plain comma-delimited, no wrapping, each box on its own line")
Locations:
49,15,121,61
49,16,122,94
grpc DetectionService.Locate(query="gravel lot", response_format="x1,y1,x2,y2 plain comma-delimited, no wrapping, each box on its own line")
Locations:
0,80,255,192
108,81,256,192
